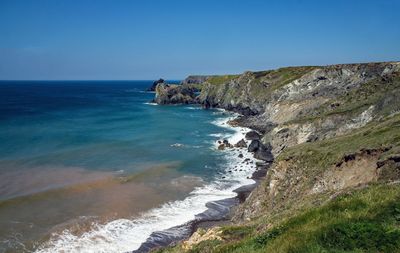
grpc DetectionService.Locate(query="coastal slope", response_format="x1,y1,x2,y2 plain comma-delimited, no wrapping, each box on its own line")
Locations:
153,62,400,253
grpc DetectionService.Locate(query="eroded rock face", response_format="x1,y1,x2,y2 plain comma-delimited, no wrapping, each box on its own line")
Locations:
198,62,400,156
153,83,198,104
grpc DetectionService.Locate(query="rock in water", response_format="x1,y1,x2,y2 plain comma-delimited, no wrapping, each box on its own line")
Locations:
218,144,225,150
245,131,261,140
235,139,247,148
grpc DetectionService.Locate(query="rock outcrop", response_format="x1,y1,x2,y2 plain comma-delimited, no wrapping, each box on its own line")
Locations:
234,139,247,148
153,83,198,104
147,78,165,91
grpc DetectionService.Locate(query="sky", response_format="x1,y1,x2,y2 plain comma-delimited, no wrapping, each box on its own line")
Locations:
0,0,399,80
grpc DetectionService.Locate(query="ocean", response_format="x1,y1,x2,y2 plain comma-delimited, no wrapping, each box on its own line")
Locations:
0,81,256,252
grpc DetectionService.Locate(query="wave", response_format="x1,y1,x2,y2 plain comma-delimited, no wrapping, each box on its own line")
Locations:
210,112,247,145
184,106,202,110
35,113,256,253
170,143,184,147
143,102,157,106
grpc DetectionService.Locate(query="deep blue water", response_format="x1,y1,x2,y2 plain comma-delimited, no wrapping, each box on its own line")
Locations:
0,80,249,252
0,81,232,184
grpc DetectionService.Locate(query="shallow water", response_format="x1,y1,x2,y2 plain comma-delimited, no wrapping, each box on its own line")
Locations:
0,81,255,252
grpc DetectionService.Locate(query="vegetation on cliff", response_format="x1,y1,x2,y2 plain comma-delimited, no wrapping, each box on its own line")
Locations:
153,62,400,252
158,184,400,253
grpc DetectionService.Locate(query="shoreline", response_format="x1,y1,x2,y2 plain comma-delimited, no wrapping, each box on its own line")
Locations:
133,110,271,253
32,107,269,253
133,158,270,253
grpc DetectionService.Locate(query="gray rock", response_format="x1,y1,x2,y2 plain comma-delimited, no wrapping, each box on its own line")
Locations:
235,139,247,148
245,131,261,140
248,140,260,152
254,148,274,162
218,144,225,150
153,83,197,105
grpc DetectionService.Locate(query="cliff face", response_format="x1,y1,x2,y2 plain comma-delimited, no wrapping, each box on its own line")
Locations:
155,62,400,253
199,62,400,154
196,61,400,220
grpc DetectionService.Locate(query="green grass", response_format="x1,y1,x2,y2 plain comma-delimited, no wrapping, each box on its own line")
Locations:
207,75,240,85
254,66,318,92
160,184,400,253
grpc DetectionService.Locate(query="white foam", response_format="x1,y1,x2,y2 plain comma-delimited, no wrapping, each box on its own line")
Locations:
143,102,158,106
35,111,256,253
185,106,202,110
170,143,184,147
210,112,247,147
208,133,223,137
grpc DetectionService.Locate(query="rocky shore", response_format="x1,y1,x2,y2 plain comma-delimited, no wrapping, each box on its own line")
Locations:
148,61,400,253
132,115,271,253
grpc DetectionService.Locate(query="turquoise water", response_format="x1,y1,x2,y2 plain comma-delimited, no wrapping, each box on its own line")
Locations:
0,81,255,252
0,81,228,184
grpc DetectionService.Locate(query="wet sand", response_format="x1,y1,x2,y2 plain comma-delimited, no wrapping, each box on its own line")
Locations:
0,162,203,252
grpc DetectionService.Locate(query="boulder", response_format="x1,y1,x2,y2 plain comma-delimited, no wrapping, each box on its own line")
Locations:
248,140,260,152
245,131,261,140
217,140,234,150
254,148,274,162
235,139,247,148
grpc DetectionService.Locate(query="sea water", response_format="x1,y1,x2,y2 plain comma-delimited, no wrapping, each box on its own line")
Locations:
0,81,255,252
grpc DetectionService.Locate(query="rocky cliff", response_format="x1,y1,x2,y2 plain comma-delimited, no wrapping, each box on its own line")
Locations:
153,83,199,104
154,62,400,253
181,75,212,85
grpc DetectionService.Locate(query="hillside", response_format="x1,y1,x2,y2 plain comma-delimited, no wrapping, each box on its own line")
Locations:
153,62,400,253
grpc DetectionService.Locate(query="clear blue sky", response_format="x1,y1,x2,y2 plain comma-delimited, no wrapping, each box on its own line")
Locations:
0,0,399,80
